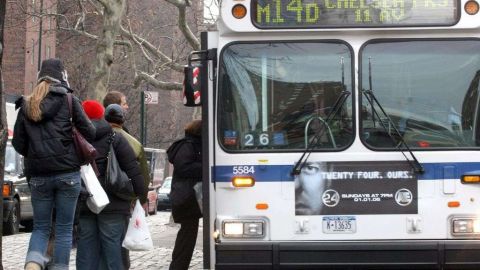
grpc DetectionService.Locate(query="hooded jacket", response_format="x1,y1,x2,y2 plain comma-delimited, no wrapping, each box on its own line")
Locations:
80,119,147,216
167,134,202,222
12,83,95,176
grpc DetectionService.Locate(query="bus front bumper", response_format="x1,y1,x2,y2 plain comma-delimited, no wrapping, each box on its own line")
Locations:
216,240,480,269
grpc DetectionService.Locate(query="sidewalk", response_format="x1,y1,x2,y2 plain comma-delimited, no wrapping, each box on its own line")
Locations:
2,212,204,269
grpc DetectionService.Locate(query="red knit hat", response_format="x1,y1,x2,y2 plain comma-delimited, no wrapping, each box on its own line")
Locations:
82,100,105,120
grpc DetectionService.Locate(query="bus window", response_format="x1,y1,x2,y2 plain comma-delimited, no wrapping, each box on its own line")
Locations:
218,42,354,151
360,40,480,149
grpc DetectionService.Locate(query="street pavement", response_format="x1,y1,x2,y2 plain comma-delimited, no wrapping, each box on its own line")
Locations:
2,211,204,269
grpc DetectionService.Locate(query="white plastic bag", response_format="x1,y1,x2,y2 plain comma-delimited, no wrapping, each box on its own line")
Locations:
80,164,109,214
193,182,202,213
122,200,154,251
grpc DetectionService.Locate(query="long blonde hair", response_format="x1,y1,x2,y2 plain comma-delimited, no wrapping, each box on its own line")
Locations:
26,81,50,122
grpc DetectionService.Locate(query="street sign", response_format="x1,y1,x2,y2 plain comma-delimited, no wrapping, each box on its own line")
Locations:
144,91,158,104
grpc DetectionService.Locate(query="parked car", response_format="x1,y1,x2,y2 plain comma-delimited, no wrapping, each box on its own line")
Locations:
3,142,33,235
145,148,168,215
157,177,172,210
146,187,158,216
3,180,19,235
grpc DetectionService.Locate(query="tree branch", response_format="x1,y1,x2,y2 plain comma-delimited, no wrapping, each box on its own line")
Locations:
125,19,154,66
119,25,184,72
164,0,200,50
133,72,182,90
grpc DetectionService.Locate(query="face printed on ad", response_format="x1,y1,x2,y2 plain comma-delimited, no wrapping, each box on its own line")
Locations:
295,162,330,215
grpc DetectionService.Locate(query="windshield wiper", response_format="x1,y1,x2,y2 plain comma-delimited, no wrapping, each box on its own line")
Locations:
291,90,351,176
362,89,425,174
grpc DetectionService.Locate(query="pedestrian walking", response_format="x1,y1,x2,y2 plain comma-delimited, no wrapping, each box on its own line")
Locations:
12,58,96,270
103,91,130,133
103,90,129,112
167,120,203,270
103,104,150,194
76,100,148,270
102,103,151,269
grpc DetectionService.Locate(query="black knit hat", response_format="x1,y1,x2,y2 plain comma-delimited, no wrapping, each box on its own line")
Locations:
105,104,125,125
37,58,67,84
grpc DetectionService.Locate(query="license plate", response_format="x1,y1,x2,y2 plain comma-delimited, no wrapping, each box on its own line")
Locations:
322,216,356,234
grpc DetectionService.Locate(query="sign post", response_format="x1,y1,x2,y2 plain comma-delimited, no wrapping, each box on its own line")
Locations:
141,91,158,146
140,91,145,146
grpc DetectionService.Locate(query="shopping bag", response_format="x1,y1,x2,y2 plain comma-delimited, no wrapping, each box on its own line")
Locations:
80,164,109,214
122,200,154,251
193,182,203,213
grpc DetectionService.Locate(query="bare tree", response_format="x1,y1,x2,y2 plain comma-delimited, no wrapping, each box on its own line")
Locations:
12,0,210,94
11,0,214,147
90,0,127,100
49,0,208,98
0,0,8,268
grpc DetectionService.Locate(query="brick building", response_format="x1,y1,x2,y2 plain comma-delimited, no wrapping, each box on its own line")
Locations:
3,0,56,96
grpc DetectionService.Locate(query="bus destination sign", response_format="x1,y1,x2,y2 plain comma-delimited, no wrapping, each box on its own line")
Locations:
252,0,459,28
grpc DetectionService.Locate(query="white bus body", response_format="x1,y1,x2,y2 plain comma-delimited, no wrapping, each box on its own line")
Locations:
186,1,480,268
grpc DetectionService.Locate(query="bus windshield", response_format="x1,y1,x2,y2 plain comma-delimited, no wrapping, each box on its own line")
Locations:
361,39,480,149
218,42,354,151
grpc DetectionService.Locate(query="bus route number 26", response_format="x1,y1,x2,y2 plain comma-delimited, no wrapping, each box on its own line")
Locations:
243,133,270,147
233,166,255,175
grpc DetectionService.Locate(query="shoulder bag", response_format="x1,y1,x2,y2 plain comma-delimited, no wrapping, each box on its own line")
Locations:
67,93,97,166
106,132,136,201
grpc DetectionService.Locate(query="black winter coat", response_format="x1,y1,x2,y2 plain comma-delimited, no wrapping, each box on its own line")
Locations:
80,119,147,216
12,84,95,176
167,134,202,223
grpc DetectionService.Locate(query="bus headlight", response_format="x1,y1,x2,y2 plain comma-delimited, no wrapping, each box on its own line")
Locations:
222,220,265,238
451,217,480,236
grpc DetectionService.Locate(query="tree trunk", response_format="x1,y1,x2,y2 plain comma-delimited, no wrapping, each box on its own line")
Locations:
0,0,9,269
91,0,127,100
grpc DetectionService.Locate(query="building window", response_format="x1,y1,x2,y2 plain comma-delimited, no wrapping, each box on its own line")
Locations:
46,46,51,58
31,39,35,65
30,82,34,93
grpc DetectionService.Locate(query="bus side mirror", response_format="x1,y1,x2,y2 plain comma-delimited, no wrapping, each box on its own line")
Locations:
183,64,202,107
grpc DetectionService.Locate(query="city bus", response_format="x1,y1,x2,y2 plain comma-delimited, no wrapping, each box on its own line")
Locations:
183,0,480,268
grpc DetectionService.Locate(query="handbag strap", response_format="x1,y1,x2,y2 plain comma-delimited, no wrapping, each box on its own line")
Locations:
67,93,100,176
108,132,116,144
91,161,100,177
106,132,116,161
66,93,73,123
107,132,116,153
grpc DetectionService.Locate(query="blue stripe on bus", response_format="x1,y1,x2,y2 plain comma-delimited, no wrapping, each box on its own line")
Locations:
212,162,480,182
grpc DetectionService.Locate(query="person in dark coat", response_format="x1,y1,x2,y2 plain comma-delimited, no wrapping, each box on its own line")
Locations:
12,58,96,270
76,100,148,270
167,120,202,270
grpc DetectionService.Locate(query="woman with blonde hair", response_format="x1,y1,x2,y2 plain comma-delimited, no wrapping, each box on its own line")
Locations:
12,58,95,270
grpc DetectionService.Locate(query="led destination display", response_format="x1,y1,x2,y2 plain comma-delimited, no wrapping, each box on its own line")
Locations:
252,0,459,28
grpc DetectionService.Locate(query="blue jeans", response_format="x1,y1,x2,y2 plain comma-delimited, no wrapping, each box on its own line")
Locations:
76,213,127,270
26,171,81,270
